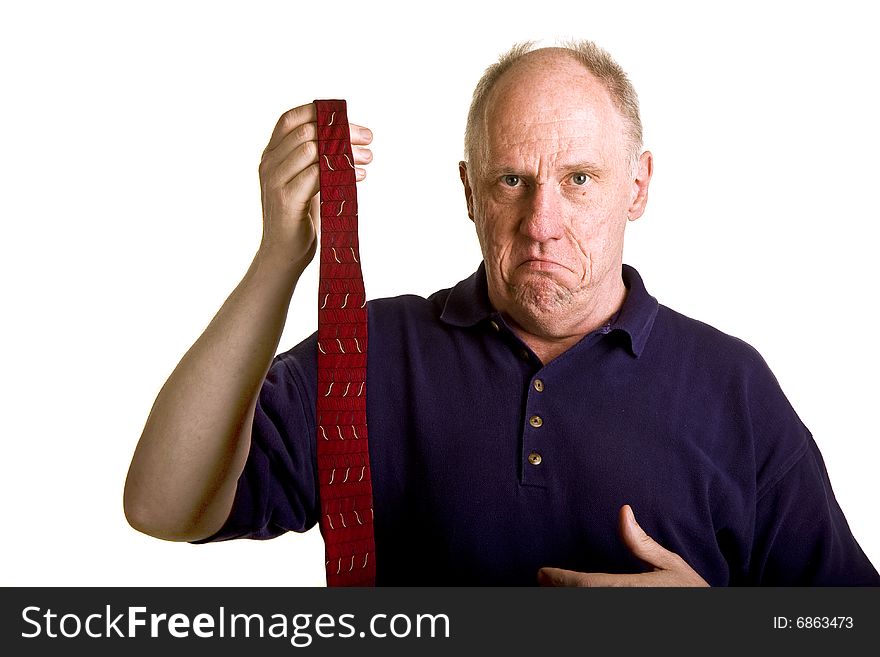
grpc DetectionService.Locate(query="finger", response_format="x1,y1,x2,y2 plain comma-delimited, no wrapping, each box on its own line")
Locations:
348,124,373,146
582,568,710,587
619,506,710,586
268,139,320,189
272,122,371,158
541,566,702,588
352,146,373,166
575,571,670,587
537,567,587,587
269,125,372,169
279,161,366,208
618,504,678,571
267,121,318,161
538,567,661,587
279,162,321,213
266,104,317,152
269,145,368,198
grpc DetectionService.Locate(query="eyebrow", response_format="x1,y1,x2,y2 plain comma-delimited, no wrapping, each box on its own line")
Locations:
482,160,606,180
556,160,606,178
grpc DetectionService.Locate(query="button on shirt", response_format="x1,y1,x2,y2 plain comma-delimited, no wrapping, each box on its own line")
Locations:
199,263,880,586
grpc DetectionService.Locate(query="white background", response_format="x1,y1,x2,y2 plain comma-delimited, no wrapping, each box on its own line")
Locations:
1,0,877,586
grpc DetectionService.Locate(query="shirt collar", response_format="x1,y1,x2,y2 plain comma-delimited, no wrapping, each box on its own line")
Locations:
439,262,659,358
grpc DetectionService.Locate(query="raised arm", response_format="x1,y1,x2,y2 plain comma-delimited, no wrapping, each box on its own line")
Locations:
123,104,373,541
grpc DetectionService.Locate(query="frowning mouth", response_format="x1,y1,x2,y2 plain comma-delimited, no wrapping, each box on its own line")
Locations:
518,258,566,272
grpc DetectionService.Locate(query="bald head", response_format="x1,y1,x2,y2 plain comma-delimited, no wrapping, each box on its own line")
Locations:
464,41,642,176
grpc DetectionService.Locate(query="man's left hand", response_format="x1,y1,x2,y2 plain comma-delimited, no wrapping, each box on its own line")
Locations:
537,504,710,587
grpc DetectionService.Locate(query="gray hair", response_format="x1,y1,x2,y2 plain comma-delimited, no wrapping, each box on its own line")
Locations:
464,40,643,174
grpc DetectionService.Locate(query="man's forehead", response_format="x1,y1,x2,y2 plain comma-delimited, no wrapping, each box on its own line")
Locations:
472,52,632,171
488,111,611,137
484,76,624,143
484,112,623,160
487,130,602,156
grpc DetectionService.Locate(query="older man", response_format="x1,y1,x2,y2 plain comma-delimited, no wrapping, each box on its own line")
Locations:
124,41,879,586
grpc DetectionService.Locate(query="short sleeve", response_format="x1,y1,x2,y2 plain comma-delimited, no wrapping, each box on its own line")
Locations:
193,344,320,543
750,437,880,585
728,345,880,585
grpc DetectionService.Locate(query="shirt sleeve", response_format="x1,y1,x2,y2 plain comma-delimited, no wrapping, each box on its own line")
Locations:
750,436,880,585
192,345,320,543
729,344,880,585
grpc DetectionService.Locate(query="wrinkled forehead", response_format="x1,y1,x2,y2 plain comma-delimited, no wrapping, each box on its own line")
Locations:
481,61,629,165
485,108,619,160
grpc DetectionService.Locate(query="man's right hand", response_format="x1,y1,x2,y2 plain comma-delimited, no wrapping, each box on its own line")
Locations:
124,102,372,542
258,103,373,269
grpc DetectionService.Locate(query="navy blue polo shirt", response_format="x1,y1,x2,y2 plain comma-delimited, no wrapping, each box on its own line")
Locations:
201,263,879,586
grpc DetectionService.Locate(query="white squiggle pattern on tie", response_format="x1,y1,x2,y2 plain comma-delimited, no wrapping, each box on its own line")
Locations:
316,104,373,583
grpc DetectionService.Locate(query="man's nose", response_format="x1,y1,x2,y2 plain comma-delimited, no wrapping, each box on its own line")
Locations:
519,183,565,242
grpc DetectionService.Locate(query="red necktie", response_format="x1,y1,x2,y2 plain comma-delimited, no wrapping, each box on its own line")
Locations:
314,99,376,587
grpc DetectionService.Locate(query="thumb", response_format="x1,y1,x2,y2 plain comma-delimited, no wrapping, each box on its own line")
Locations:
618,504,676,570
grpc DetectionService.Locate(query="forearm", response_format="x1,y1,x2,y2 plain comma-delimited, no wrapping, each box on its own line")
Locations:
123,245,305,542
124,103,372,542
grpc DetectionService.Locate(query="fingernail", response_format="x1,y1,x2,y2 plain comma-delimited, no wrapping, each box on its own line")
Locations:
361,128,373,140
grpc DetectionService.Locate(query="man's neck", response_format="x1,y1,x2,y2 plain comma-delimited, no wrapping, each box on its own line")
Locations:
505,279,627,365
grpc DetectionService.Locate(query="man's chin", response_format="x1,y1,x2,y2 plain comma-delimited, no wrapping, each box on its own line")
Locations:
510,279,573,316
511,271,572,294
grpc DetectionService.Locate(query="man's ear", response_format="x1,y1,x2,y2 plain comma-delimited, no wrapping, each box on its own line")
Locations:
459,161,475,222
627,151,653,222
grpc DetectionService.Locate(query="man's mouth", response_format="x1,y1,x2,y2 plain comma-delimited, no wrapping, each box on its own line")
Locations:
518,258,566,272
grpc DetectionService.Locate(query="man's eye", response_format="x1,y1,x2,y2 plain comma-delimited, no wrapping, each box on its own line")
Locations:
571,173,590,185
502,175,520,187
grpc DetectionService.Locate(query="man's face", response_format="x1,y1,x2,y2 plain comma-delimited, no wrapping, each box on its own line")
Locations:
461,53,651,339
